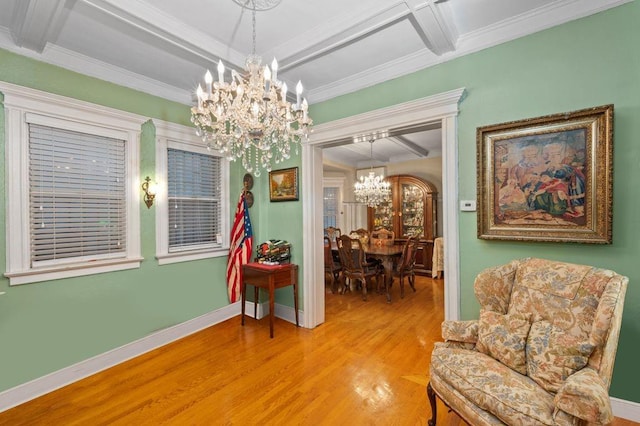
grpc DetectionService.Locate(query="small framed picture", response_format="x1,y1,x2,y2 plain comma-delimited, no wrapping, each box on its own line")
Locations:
269,167,299,202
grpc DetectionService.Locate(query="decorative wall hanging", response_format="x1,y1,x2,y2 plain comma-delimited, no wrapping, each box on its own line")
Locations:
243,173,254,208
476,104,613,244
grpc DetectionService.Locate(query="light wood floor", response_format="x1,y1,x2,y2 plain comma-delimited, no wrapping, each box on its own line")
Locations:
0,276,636,425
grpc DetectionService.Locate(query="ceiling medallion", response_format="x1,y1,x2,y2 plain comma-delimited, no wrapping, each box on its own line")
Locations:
232,0,282,11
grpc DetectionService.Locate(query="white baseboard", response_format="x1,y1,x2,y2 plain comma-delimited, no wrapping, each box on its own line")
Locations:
258,301,304,327
0,301,300,413
611,397,640,422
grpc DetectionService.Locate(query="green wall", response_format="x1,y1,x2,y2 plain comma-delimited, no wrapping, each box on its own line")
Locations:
0,1,637,407
0,48,306,392
311,3,640,403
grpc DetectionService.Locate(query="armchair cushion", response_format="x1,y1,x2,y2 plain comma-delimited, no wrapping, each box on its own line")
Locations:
554,368,613,424
526,320,594,392
476,310,531,375
441,319,478,343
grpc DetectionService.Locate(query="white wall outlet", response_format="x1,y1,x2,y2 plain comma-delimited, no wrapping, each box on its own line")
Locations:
460,200,476,211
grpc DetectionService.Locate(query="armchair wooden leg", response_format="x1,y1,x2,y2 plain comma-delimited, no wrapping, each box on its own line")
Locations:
427,381,437,426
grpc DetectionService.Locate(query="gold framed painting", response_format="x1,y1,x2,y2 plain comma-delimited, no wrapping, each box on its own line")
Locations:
269,167,299,202
477,104,613,244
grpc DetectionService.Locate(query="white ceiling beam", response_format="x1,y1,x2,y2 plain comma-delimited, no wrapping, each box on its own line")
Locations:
82,0,247,71
272,2,412,72
344,142,391,164
10,0,71,53
389,135,429,157
404,0,456,55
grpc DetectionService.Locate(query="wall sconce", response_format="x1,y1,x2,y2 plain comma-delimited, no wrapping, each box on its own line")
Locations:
141,176,158,209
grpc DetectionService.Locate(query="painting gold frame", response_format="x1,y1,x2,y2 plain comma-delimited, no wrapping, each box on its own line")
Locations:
269,167,299,202
477,104,613,244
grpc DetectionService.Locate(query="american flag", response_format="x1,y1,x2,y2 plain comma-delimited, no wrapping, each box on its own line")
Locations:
226,192,253,303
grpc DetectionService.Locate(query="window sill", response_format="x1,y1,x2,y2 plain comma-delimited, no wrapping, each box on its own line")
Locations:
5,257,144,286
156,249,228,265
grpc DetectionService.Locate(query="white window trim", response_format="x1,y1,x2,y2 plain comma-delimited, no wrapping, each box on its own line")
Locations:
2,82,144,286
153,119,230,265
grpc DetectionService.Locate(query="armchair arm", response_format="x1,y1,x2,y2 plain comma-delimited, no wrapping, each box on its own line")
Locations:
554,368,613,425
441,320,479,344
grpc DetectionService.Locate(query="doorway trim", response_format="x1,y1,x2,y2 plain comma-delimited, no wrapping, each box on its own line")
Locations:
302,88,466,328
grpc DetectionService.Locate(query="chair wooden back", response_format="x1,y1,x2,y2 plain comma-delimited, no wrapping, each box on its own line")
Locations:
371,228,395,246
324,235,339,271
337,234,366,275
398,236,419,273
324,236,335,269
325,227,341,243
350,228,370,246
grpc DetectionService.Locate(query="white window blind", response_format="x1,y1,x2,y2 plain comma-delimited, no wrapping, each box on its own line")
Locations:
167,148,222,251
29,124,126,265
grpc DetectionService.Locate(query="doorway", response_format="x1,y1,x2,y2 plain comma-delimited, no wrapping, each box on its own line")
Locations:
301,88,466,328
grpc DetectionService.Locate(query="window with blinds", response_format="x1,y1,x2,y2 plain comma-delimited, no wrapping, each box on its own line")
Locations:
323,187,339,229
29,124,127,265
167,148,222,251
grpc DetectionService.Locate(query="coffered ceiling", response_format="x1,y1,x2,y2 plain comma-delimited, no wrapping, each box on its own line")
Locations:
0,0,629,166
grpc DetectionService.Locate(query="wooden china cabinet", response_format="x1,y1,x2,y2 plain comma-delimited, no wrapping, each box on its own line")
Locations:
367,175,437,275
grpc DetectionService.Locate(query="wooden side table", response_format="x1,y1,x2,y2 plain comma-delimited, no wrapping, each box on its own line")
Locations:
241,263,299,338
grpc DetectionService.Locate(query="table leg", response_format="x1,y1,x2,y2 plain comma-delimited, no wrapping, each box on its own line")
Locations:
254,286,259,319
269,282,275,338
382,258,393,303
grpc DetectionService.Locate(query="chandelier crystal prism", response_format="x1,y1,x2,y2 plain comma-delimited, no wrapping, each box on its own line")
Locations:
190,0,312,177
354,134,391,208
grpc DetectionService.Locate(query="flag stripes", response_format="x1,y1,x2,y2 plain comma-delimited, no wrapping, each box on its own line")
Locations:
226,193,253,303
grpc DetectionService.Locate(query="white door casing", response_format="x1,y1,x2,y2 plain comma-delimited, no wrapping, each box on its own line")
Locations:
302,88,466,328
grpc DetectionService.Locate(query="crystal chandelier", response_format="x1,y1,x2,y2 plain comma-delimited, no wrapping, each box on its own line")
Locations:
190,0,312,177
354,133,391,208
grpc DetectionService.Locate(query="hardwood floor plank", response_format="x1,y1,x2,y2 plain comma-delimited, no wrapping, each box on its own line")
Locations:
0,276,635,425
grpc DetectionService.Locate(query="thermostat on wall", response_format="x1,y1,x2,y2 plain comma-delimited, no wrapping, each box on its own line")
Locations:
460,200,476,211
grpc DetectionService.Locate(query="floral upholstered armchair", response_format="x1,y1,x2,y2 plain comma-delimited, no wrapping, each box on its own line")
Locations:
428,258,628,426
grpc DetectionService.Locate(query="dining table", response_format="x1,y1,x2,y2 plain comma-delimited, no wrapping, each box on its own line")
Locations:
331,240,404,302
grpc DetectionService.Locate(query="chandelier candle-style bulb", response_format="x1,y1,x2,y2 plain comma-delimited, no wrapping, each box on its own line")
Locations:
296,81,303,109
204,70,213,96
264,65,271,93
196,84,204,108
271,58,278,81
217,60,225,84
302,98,308,121
190,0,313,177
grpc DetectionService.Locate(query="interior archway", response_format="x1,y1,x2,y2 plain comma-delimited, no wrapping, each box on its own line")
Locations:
301,88,466,328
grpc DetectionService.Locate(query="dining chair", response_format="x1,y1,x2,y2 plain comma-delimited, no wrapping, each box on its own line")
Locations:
324,226,341,243
337,234,381,301
350,228,370,245
350,228,384,269
370,228,395,246
325,227,342,263
392,236,419,298
324,236,342,293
